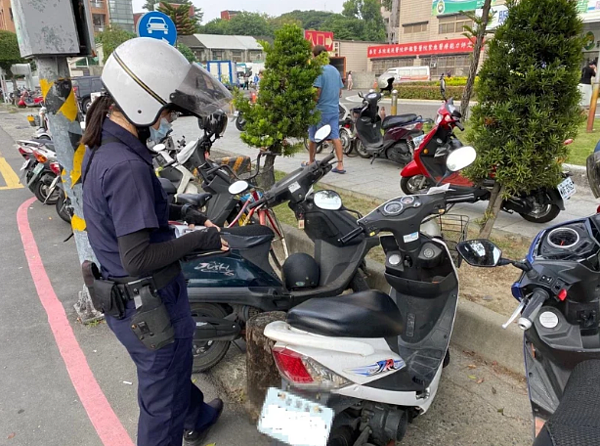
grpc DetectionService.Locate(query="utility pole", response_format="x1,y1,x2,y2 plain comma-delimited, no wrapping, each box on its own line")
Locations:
460,0,492,119
12,0,102,323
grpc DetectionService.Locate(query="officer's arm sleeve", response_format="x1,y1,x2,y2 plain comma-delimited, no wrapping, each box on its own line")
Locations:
118,228,221,277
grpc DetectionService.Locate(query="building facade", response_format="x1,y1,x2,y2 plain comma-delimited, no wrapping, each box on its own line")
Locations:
370,0,507,77
221,10,240,21
178,34,264,63
90,0,110,34
108,0,134,32
0,0,15,32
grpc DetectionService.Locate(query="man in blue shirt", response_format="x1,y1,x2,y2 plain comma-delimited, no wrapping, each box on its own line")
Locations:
307,45,346,173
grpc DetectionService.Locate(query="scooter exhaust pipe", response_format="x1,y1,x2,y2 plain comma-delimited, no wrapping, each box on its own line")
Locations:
194,316,241,341
364,403,409,444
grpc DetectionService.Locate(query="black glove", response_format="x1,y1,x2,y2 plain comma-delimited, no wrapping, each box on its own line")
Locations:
181,204,208,226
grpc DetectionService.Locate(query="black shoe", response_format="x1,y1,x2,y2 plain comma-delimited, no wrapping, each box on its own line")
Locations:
183,398,224,446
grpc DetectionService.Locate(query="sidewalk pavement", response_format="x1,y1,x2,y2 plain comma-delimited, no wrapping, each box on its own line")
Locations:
173,117,597,240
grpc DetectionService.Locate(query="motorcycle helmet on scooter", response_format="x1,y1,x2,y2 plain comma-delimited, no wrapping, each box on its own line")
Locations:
282,253,320,290
101,37,232,127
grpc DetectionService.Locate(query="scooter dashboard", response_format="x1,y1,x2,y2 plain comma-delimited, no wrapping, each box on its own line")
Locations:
381,196,422,217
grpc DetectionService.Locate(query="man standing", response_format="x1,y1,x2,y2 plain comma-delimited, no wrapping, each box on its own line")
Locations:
306,45,346,174
579,59,597,109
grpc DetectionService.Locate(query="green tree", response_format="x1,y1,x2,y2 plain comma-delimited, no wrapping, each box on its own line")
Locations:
233,24,325,188
340,0,386,41
143,0,159,10
0,31,25,77
381,0,393,10
157,2,197,35
228,12,273,36
198,18,231,35
323,15,366,41
95,27,136,63
276,10,336,30
465,0,584,237
176,42,197,62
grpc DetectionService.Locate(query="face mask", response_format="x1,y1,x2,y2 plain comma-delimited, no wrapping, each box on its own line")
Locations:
149,117,172,143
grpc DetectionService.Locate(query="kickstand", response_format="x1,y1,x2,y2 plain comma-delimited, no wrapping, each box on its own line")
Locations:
232,338,245,353
63,232,74,242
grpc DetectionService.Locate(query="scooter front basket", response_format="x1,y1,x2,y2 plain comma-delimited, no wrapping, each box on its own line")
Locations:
435,214,470,266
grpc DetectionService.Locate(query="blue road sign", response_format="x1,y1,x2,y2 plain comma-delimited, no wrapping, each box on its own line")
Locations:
137,12,177,46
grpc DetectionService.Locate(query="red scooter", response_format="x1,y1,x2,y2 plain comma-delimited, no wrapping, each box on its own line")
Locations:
18,90,44,108
400,75,575,224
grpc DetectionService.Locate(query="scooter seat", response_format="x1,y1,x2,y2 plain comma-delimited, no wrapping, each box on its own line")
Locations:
221,225,274,249
381,114,419,130
533,360,600,446
287,290,403,338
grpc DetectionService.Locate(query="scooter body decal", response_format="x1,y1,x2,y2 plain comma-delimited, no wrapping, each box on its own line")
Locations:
347,358,406,377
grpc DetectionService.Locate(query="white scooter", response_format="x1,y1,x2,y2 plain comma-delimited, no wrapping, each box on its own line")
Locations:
152,136,201,195
260,146,478,446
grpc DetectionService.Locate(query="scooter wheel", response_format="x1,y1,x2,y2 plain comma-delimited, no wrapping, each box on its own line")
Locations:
519,204,561,224
190,303,231,373
33,174,60,205
400,175,431,195
235,114,246,131
56,194,72,223
355,140,371,159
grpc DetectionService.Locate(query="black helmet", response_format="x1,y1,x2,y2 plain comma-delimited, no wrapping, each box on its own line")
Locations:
282,253,320,290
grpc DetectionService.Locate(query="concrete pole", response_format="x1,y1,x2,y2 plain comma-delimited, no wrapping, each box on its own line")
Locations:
37,57,102,323
586,46,600,132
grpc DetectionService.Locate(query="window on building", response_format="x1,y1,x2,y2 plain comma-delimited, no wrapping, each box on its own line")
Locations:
403,23,428,34
212,50,224,61
421,54,471,77
438,15,473,34
372,58,416,75
231,51,243,62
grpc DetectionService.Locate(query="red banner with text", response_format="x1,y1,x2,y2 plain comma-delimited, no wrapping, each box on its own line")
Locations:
368,38,477,59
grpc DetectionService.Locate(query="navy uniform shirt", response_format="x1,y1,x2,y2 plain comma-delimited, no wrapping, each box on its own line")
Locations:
82,119,173,279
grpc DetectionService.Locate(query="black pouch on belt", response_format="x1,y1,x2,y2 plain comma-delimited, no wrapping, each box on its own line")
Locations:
81,260,126,319
127,279,175,351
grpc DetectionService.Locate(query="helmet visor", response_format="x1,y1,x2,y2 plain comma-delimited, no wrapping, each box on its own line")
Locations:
170,63,232,118
587,152,600,199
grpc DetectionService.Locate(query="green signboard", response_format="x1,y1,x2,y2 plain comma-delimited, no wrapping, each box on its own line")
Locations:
432,0,495,16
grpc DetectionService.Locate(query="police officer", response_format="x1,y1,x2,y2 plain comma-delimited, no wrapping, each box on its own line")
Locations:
80,38,232,446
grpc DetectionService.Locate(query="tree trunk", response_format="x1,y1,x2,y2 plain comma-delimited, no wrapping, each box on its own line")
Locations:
460,0,492,119
246,312,287,409
479,182,505,239
257,153,276,190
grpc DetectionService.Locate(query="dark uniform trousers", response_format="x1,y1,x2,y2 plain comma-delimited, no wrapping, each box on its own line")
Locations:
105,274,217,446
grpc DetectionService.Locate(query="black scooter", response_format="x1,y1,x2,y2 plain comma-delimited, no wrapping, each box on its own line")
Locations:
457,217,600,445
354,90,427,165
174,126,379,372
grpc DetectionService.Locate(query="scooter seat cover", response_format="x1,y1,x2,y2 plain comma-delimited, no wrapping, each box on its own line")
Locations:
221,225,274,249
287,290,403,338
533,359,600,446
381,114,418,130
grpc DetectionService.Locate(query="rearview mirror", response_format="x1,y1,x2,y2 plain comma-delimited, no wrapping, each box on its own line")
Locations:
314,125,332,143
313,190,342,210
150,143,166,154
358,91,364,98
228,180,250,195
457,240,502,267
446,146,476,172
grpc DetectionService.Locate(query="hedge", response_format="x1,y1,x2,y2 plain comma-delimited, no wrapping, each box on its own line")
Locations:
393,76,472,87
394,85,469,100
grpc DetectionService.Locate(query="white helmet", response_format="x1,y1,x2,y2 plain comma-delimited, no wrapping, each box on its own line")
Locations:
102,37,231,127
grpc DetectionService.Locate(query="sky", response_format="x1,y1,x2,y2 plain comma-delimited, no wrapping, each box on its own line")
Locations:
130,0,347,23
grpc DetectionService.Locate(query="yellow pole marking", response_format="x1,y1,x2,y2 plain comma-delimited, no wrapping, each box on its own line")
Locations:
40,79,53,100
59,88,78,122
71,214,87,232
0,157,24,190
71,143,85,185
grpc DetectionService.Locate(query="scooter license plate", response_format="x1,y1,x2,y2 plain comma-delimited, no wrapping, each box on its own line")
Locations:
258,387,334,446
27,163,44,186
558,177,576,200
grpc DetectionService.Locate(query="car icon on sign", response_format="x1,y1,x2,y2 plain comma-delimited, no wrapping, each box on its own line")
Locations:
147,17,169,35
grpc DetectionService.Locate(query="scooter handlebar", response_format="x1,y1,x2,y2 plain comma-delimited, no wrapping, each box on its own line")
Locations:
518,288,549,330
455,121,465,131
339,226,365,245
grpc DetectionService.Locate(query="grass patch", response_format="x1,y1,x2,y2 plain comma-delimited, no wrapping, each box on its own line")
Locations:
566,119,600,166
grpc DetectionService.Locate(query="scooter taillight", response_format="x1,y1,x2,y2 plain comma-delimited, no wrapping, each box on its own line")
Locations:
596,205,600,214
49,162,61,175
18,146,31,156
272,348,313,384
272,347,351,389
34,151,48,164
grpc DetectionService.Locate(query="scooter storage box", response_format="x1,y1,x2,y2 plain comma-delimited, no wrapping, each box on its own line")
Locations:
304,208,364,247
